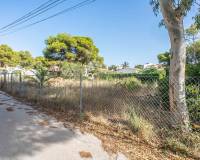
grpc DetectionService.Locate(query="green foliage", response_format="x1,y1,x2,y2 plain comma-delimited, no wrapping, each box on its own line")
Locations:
43,33,104,66
108,65,118,71
134,65,143,69
118,77,142,91
186,84,200,124
0,45,20,67
0,44,34,68
159,40,200,77
60,62,81,79
27,65,50,88
139,67,166,79
163,131,200,158
157,52,170,66
122,61,129,69
33,56,50,68
18,51,33,68
185,24,199,42
157,77,200,122
186,40,200,65
164,138,189,155
150,0,194,19
97,72,161,84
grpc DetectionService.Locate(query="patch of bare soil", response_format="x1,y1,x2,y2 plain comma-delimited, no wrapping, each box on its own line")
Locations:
32,106,193,160
79,151,93,158
6,107,14,112
49,126,58,128
37,120,49,126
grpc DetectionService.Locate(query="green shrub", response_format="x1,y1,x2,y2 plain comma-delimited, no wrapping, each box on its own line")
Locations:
163,131,200,158
97,72,160,81
61,62,81,79
118,77,142,91
157,78,200,122
139,67,166,79
186,84,200,124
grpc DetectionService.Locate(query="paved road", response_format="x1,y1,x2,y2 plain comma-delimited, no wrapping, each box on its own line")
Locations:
0,91,126,160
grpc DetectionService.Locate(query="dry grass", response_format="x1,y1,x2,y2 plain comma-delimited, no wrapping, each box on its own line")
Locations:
128,109,156,143
1,78,200,159
37,120,49,126
30,107,193,160
162,131,200,159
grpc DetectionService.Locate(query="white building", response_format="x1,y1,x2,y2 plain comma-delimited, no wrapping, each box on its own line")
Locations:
143,63,162,69
116,68,139,74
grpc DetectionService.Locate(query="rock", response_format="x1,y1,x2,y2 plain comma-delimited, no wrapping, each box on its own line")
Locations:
6,107,14,112
116,153,127,160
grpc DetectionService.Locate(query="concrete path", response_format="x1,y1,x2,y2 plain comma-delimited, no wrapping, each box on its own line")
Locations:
0,91,126,160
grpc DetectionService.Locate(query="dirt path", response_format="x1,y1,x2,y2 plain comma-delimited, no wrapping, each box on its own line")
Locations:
0,91,126,160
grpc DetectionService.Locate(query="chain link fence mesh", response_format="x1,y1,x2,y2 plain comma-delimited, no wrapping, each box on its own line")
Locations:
0,71,199,158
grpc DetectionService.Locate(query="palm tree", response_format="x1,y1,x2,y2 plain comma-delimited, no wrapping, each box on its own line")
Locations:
122,61,129,69
26,65,50,88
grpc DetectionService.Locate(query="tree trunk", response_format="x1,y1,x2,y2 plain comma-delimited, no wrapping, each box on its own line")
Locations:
159,0,190,131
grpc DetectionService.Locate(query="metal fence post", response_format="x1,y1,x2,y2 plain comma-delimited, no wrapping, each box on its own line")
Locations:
11,73,13,92
19,72,22,94
3,72,7,89
80,70,83,114
0,74,2,88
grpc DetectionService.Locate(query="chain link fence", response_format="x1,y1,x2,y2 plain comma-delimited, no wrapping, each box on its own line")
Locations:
0,71,200,158
1,72,199,128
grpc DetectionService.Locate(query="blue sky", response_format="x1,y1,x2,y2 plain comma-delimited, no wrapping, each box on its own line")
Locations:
0,0,195,67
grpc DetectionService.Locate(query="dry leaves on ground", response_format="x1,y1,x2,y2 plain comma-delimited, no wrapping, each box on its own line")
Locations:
79,151,93,158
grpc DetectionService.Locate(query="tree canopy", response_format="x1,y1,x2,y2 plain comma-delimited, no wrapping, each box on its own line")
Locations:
150,0,196,21
122,61,129,69
150,0,200,131
187,40,200,64
157,52,170,66
0,44,33,68
185,24,199,42
43,33,104,66
157,40,200,77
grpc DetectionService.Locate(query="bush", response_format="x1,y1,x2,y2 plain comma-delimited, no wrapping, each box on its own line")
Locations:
61,62,81,79
128,109,155,142
118,77,142,91
157,78,200,122
97,72,160,81
139,67,166,79
164,138,189,155
163,131,200,158
186,84,200,124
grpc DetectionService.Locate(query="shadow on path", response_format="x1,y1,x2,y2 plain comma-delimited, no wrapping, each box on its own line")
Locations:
0,91,76,160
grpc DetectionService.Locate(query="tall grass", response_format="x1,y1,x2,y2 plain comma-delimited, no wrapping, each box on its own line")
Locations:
1,75,200,158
